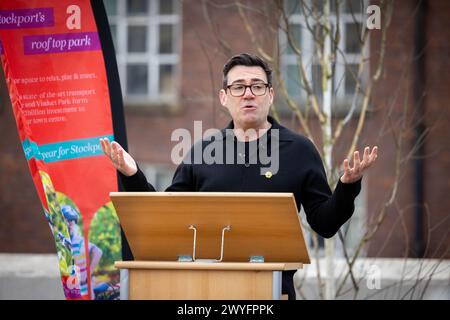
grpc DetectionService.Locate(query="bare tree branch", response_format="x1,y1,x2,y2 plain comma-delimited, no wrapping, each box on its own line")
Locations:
235,0,274,62
201,0,233,57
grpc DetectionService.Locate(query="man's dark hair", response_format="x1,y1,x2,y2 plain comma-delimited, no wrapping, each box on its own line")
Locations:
222,53,272,89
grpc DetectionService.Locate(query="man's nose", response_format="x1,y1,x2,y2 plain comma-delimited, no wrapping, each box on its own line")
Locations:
243,86,255,98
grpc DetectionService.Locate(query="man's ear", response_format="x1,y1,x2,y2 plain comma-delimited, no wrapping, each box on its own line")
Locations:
268,87,274,105
219,89,227,106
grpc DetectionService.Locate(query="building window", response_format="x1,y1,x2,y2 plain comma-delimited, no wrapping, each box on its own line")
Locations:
104,0,180,106
280,0,368,113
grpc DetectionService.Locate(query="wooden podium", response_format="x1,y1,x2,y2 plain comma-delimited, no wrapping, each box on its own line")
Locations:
111,192,310,300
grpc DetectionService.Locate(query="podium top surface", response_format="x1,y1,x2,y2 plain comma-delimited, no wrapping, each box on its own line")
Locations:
111,192,310,264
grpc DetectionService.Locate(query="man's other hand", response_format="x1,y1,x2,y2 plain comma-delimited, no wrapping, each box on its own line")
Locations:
340,146,378,184
100,138,138,177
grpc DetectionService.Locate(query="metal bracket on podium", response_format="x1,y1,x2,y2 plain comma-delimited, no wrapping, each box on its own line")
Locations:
178,225,231,262
216,225,231,262
178,224,197,262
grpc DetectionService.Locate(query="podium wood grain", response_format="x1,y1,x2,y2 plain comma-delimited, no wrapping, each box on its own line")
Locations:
110,192,310,263
116,261,302,300
111,192,310,299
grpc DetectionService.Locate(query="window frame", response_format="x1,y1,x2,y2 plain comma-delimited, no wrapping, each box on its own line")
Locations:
105,0,181,107
279,0,369,114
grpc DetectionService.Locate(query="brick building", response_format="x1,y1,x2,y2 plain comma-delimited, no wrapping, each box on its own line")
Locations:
0,0,448,260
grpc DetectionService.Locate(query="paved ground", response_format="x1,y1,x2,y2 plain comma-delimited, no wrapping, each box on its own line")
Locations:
0,253,448,300
0,253,63,299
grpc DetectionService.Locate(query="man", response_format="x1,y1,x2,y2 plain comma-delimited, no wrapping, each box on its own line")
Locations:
100,53,378,300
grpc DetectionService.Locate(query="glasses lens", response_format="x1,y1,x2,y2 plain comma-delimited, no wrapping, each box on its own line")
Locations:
230,85,245,96
251,84,266,96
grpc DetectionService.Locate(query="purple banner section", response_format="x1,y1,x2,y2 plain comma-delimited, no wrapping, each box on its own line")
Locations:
23,32,101,55
0,8,54,29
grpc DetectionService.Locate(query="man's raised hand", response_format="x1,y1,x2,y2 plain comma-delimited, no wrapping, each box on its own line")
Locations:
100,137,138,177
340,146,378,184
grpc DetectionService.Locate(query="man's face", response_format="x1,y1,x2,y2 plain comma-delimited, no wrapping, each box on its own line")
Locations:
219,65,274,129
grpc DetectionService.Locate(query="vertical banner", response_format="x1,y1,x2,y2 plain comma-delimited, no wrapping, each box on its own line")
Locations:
0,1,125,299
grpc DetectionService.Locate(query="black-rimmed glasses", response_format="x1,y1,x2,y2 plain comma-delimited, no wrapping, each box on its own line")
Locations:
226,83,270,97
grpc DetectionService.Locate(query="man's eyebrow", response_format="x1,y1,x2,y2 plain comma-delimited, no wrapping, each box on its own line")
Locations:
230,78,266,85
